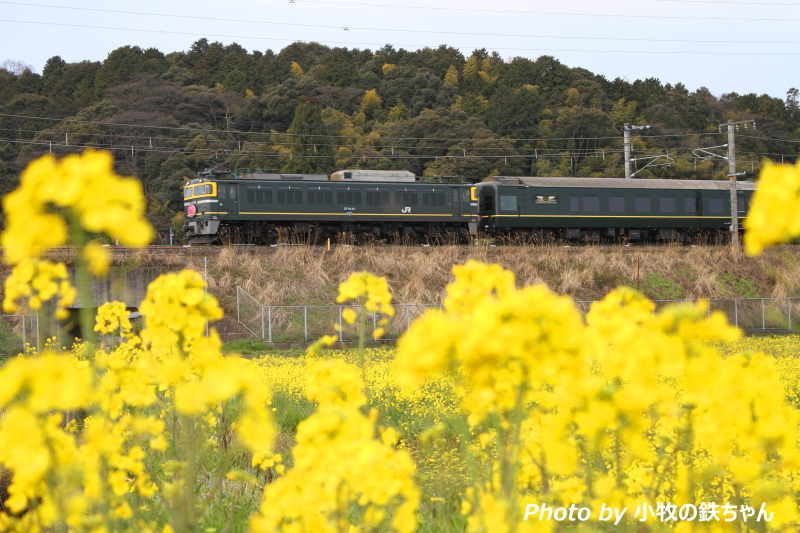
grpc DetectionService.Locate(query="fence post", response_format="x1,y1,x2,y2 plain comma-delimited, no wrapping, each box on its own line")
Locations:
21,316,25,353
762,298,766,330
236,287,240,325
268,306,272,343
789,298,792,330
304,306,308,342
35,315,40,352
339,306,343,342
261,305,265,341
734,299,739,328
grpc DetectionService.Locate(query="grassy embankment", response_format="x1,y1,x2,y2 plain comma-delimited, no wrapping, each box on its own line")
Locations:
180,244,800,313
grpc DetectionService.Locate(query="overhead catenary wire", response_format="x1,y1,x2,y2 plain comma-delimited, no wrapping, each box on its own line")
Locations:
1,18,799,56
1,137,790,168
0,113,730,143
1,1,798,46
291,0,800,22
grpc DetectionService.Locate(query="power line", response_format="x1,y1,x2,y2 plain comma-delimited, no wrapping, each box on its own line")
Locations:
2,19,800,55
4,137,792,165
2,1,798,45
0,113,729,142
736,134,800,144
293,0,800,21
653,0,800,5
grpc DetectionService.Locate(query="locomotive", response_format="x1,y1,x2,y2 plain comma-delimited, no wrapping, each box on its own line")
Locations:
182,169,479,244
183,170,754,245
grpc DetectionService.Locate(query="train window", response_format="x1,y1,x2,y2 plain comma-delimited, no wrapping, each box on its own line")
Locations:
609,197,625,212
218,186,227,199
570,196,579,212
395,190,418,207
278,188,302,205
709,198,724,213
229,185,236,199
423,188,446,207
337,190,362,205
582,196,600,212
660,197,676,213
184,187,192,198
366,188,390,206
500,195,517,211
684,198,698,213
480,195,494,211
309,190,333,205
634,197,651,212
308,186,332,205
737,196,747,212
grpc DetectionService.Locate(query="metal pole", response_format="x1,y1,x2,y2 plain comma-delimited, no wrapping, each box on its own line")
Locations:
727,122,739,251
339,306,343,342
204,257,209,337
261,305,265,341
236,287,240,325
734,299,739,328
304,306,308,342
35,314,40,353
624,123,632,179
789,298,792,330
762,298,766,330
268,307,272,343
21,316,25,353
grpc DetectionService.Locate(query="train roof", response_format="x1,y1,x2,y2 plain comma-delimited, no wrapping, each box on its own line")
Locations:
481,176,757,191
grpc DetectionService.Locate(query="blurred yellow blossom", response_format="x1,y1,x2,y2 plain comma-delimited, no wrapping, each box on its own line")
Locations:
744,160,800,255
1,150,153,265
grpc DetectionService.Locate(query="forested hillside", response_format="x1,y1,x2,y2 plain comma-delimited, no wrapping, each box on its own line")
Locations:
0,40,798,229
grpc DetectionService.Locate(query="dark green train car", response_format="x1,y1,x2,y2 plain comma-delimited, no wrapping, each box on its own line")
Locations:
183,177,479,244
476,176,756,242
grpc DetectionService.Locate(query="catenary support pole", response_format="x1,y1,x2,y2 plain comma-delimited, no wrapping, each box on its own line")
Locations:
624,123,632,179
727,122,739,251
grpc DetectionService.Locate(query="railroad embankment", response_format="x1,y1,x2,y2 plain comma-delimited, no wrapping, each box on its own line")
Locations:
173,245,800,312
26,244,800,314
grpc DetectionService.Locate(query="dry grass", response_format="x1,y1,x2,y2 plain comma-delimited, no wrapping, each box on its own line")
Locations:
11,244,800,315
178,244,800,312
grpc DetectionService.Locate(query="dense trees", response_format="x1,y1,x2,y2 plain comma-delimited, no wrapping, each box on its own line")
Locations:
0,39,797,229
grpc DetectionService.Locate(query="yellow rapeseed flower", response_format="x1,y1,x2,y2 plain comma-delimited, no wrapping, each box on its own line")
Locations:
744,160,800,255
1,150,153,265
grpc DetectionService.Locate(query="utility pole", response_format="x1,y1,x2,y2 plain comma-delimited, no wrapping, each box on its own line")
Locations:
623,123,651,178
719,120,755,251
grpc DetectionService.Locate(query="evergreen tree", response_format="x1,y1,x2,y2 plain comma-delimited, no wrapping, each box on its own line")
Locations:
281,99,334,173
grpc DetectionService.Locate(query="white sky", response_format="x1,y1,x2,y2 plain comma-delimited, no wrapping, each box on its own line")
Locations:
0,0,798,100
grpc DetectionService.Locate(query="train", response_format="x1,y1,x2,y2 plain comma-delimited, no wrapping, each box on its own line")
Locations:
182,169,479,244
182,169,755,245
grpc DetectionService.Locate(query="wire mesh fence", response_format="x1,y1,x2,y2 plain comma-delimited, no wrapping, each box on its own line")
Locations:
0,315,39,355
237,286,800,344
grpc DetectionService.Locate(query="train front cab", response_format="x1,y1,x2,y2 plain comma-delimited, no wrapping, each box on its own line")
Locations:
183,179,229,244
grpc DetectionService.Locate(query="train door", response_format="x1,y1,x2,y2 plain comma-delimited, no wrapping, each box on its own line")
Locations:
217,182,229,213
228,183,239,216
452,188,461,216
